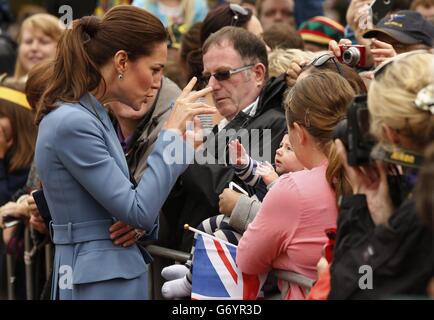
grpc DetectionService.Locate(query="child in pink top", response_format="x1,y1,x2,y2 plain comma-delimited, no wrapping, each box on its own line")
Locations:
237,72,355,299
237,161,337,299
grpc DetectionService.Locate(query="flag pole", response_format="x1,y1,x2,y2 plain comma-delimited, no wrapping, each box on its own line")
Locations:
184,224,237,248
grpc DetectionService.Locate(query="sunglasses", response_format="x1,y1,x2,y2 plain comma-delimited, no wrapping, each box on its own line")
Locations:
201,64,254,83
229,3,249,26
309,53,343,75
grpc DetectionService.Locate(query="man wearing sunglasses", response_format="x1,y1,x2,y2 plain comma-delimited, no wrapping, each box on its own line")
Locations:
160,27,287,255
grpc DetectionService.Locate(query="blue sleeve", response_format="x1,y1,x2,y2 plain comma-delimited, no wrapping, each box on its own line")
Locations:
0,160,29,206
294,0,324,26
55,114,194,231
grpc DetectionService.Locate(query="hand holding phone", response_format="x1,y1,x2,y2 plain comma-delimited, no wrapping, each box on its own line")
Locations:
370,0,395,25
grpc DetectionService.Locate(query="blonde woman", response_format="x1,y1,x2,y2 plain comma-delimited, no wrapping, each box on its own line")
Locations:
268,48,316,78
12,13,63,83
132,0,208,28
331,51,434,299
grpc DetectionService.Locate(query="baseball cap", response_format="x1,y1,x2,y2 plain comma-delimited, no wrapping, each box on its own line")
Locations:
363,10,434,46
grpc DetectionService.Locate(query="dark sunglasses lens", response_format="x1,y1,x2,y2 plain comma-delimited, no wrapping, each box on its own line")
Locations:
214,70,231,81
201,74,211,83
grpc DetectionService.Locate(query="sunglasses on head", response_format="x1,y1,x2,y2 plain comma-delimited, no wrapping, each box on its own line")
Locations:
229,3,249,26
308,53,343,76
201,64,254,83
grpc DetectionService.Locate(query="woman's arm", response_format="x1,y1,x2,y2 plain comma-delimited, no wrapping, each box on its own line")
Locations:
55,111,194,232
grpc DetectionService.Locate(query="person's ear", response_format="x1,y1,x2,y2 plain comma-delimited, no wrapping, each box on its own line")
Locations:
252,63,266,88
292,122,306,145
382,124,401,145
113,50,129,76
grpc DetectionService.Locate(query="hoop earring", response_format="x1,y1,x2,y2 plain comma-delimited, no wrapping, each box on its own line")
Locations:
118,74,124,80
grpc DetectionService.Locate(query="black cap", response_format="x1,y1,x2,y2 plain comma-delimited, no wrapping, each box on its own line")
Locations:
363,10,434,47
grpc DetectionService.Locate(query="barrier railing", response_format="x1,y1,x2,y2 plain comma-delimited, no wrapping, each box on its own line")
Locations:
3,229,314,299
145,244,315,298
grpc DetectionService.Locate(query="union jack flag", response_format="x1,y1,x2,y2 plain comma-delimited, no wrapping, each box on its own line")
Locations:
191,234,266,300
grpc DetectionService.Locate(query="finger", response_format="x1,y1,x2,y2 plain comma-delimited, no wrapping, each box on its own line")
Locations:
188,106,217,117
265,161,274,169
193,115,202,132
371,39,393,49
109,221,125,233
110,225,133,239
122,240,137,247
178,77,198,100
114,230,136,245
329,40,340,56
371,49,395,57
186,86,213,102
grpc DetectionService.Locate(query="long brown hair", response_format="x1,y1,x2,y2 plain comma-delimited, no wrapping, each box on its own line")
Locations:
0,83,36,171
35,5,167,124
285,72,354,200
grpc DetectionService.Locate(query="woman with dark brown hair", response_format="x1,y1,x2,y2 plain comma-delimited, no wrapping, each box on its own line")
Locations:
33,5,215,300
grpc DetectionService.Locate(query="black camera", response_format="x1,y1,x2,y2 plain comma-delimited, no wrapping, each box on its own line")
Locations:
333,95,377,166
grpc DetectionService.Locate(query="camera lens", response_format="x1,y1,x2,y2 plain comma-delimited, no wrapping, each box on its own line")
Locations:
342,47,360,67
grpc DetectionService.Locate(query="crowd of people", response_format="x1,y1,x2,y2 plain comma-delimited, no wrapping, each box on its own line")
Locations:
0,0,433,300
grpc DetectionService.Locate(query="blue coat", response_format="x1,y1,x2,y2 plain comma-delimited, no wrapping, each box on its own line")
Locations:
35,93,192,300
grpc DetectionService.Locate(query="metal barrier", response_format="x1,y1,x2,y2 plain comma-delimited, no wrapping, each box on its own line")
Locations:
4,224,53,300
145,244,315,298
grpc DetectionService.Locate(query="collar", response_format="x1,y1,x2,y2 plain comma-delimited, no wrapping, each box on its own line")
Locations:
217,98,259,132
78,93,112,130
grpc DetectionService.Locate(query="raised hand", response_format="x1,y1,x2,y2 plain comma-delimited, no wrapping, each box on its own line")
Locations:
256,161,279,186
163,77,216,135
228,139,249,166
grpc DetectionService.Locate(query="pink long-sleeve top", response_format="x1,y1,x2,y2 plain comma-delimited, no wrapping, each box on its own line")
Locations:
236,161,338,300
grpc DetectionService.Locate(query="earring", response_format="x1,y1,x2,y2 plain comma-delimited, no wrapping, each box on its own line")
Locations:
118,74,124,80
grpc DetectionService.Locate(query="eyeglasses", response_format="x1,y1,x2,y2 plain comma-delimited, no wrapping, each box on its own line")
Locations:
229,3,249,26
308,53,343,75
201,64,254,83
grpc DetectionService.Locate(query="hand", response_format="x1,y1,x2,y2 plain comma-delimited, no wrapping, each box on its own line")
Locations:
329,38,353,59
109,221,141,247
184,116,204,150
346,0,373,33
335,139,394,226
316,256,329,275
285,57,309,87
256,161,279,186
370,38,397,67
0,125,13,159
329,38,374,69
30,213,48,234
359,70,374,89
218,188,242,216
163,77,216,135
27,193,39,218
0,201,29,219
228,139,249,166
